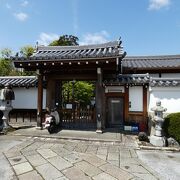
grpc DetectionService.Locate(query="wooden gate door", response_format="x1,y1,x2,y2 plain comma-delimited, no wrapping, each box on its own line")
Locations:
60,108,96,129
107,97,124,128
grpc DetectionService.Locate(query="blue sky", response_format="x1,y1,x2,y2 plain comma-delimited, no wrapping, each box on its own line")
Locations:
0,0,180,55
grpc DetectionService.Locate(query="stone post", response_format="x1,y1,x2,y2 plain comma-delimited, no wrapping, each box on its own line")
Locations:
0,84,15,130
150,100,167,147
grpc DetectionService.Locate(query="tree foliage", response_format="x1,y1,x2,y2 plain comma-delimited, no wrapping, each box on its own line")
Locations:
20,45,34,57
0,48,12,58
0,47,35,76
49,35,79,46
0,59,12,76
62,81,94,107
0,48,14,76
19,45,36,76
163,113,180,143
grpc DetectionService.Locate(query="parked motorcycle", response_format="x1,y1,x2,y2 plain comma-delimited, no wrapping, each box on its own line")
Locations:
44,108,60,134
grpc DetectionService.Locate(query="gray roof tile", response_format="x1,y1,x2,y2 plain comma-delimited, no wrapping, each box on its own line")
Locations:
150,77,180,87
104,74,150,85
0,76,38,87
123,55,180,69
13,41,124,61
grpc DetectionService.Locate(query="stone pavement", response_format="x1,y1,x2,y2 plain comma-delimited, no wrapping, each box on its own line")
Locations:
1,132,161,180
9,127,123,143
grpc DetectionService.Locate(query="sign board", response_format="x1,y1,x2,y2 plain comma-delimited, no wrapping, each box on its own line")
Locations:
66,104,73,109
105,86,125,93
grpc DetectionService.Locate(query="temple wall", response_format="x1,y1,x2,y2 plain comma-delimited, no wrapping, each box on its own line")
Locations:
161,73,180,78
149,73,180,78
148,86,180,113
12,87,46,109
129,86,143,112
149,74,159,78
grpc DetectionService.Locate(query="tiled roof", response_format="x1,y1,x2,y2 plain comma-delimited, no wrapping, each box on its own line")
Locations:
1,75,179,88
13,41,125,61
104,74,180,87
104,74,150,85
150,77,180,87
0,76,37,87
122,55,180,70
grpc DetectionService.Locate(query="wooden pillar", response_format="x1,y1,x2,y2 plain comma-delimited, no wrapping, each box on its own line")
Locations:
55,80,62,109
37,73,43,129
143,85,148,129
46,79,56,109
124,85,129,122
96,67,103,133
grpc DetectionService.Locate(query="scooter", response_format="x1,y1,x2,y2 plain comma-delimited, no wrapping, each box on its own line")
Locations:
44,109,60,134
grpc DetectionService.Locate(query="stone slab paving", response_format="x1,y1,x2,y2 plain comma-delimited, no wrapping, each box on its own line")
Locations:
92,172,117,180
47,156,73,171
75,160,102,177
36,163,64,180
62,167,91,180
2,133,161,180
37,148,58,159
13,161,33,175
99,163,134,180
8,155,27,166
25,154,47,167
18,170,43,180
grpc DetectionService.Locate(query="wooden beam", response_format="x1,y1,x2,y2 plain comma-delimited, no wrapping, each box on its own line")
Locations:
45,74,97,81
124,85,129,122
37,73,43,129
143,85,148,129
46,79,56,109
95,67,104,133
55,80,61,109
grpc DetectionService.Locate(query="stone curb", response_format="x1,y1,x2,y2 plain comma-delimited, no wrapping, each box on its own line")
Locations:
9,133,122,145
136,138,180,152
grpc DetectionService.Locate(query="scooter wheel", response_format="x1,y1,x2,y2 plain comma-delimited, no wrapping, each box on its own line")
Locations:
48,125,55,134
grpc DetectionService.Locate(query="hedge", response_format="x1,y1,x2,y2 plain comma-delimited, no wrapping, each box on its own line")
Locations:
163,113,180,143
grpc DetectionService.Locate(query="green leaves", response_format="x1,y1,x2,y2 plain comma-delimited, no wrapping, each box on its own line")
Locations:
49,35,79,46
20,45,34,57
0,58,12,76
0,48,12,59
62,81,94,107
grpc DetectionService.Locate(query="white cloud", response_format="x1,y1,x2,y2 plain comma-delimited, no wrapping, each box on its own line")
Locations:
14,12,28,21
21,0,29,7
6,3,11,9
148,0,171,10
37,32,59,46
79,31,110,45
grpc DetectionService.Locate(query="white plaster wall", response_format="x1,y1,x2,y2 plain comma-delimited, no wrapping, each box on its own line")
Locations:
129,86,143,112
149,73,180,78
161,73,180,78
12,87,46,109
149,74,159,78
148,87,180,113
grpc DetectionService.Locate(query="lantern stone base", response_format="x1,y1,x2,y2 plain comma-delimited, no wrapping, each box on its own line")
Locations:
150,135,166,147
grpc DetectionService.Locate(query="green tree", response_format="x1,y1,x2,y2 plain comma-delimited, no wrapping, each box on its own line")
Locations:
20,45,34,57
62,81,94,107
19,45,35,76
0,59,12,76
1,48,12,58
49,35,79,46
0,48,14,76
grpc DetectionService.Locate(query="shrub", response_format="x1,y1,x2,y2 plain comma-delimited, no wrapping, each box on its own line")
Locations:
138,132,149,142
163,113,180,143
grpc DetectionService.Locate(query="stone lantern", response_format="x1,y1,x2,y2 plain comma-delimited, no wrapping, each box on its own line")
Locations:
0,84,15,130
150,100,167,147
